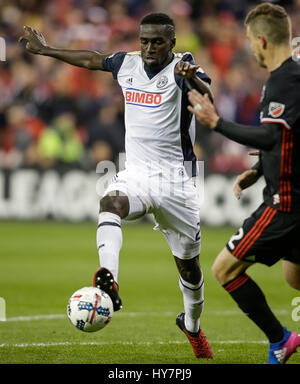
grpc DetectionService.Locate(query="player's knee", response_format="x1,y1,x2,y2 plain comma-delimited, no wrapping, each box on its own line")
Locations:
286,278,300,291
212,248,251,286
211,258,227,284
183,268,201,285
211,250,236,285
99,195,129,218
174,256,202,284
283,261,300,291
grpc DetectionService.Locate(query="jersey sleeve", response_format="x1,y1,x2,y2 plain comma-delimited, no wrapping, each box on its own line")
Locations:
260,77,300,129
251,159,263,177
175,52,211,91
101,52,127,79
215,118,279,151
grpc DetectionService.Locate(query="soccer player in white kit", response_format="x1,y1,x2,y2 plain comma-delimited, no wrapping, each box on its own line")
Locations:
20,13,214,359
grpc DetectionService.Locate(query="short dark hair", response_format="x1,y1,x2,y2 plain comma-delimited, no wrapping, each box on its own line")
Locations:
140,13,175,27
245,2,291,45
140,13,175,38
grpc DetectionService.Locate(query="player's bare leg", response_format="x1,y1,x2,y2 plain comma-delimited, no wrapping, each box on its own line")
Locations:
211,247,251,285
93,191,129,311
100,192,130,218
212,247,300,364
174,255,213,359
282,260,300,290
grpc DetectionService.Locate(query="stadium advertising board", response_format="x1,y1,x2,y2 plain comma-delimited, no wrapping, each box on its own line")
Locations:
0,168,265,226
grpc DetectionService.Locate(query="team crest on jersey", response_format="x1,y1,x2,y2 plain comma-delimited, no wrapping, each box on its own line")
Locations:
268,102,285,118
156,75,168,88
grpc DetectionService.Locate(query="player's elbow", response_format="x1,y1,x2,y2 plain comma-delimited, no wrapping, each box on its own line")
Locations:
260,140,275,151
259,137,276,151
86,51,103,70
258,124,278,151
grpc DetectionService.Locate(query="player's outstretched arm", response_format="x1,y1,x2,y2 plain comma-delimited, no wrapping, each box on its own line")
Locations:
187,90,278,151
175,61,214,103
19,26,108,70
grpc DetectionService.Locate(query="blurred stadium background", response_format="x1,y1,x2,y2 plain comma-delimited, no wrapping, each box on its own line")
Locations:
0,0,300,225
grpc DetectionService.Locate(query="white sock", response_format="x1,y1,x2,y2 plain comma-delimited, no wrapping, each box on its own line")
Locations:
179,274,204,333
96,212,122,283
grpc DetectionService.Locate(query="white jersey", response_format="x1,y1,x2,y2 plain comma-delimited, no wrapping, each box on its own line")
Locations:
102,51,211,177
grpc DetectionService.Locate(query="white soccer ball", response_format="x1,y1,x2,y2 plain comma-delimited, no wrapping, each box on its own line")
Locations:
67,286,113,332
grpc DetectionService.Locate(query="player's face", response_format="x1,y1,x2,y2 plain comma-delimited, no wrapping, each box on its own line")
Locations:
140,24,175,70
246,26,267,68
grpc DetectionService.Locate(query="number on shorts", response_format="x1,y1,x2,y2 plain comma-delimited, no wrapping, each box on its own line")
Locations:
227,228,244,251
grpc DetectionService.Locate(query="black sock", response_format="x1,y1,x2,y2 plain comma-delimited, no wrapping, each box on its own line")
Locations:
223,273,284,343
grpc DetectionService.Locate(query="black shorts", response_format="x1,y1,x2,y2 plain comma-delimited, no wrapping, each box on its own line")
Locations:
226,203,300,266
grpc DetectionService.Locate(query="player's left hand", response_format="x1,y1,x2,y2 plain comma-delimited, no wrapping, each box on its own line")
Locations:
187,89,219,129
233,169,260,200
175,61,200,79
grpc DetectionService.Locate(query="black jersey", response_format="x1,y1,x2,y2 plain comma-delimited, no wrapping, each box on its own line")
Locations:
259,57,300,212
215,57,300,213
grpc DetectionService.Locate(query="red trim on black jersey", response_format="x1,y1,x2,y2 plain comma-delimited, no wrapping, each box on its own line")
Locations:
280,128,293,212
260,118,291,130
260,119,294,212
232,206,277,259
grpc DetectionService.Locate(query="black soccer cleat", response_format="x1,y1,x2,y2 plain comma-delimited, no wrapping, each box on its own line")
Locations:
93,267,123,311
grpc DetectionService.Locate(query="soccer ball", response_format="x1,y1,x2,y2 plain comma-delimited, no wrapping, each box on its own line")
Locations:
67,286,113,332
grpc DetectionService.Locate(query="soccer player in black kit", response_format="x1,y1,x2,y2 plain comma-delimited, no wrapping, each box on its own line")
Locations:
188,3,300,364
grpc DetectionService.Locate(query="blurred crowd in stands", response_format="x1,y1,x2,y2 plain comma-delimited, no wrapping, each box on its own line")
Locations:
0,0,299,174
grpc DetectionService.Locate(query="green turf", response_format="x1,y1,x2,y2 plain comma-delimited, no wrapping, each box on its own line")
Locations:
0,221,299,364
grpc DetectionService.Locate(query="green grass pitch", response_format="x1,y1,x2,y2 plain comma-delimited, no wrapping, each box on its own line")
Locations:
0,220,299,364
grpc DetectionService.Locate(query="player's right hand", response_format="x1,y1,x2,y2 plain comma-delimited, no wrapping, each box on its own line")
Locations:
175,61,200,79
233,169,259,200
19,26,47,54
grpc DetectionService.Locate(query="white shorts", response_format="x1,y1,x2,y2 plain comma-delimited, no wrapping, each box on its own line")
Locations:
103,167,201,260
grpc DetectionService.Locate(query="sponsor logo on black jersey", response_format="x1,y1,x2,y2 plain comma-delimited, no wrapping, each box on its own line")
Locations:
268,102,285,118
